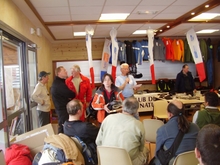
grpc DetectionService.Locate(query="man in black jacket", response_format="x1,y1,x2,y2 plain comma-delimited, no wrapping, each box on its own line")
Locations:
51,66,76,133
175,64,196,96
64,99,99,165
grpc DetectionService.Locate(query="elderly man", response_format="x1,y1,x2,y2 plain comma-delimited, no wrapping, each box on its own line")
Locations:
51,66,76,133
115,63,138,98
193,91,220,129
31,71,51,127
65,65,92,121
96,97,149,165
115,63,140,119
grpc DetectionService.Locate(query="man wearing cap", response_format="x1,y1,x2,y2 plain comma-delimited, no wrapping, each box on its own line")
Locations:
31,71,51,127
65,65,92,121
51,66,76,133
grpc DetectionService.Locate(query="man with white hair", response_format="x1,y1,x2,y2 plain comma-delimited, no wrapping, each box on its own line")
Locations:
115,63,140,119
115,63,138,98
96,97,149,165
65,65,92,121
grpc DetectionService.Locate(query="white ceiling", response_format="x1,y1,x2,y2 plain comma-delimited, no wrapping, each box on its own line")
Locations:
12,0,220,42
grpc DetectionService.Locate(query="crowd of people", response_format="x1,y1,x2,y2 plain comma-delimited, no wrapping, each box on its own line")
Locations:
31,63,220,165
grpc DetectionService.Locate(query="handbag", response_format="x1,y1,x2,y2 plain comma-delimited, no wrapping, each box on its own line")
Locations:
156,130,184,165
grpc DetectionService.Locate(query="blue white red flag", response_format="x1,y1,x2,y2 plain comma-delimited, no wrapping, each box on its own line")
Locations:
100,39,111,81
186,28,206,82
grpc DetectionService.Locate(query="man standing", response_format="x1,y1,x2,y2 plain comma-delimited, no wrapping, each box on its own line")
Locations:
65,65,92,121
51,66,76,133
115,63,138,98
175,64,196,95
31,71,51,127
64,99,99,165
96,97,149,165
193,91,220,129
115,63,140,119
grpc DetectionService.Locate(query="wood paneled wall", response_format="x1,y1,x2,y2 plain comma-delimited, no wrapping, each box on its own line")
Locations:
51,40,104,61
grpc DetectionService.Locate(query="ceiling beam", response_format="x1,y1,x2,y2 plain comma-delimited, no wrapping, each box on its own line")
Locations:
156,0,220,36
44,19,173,26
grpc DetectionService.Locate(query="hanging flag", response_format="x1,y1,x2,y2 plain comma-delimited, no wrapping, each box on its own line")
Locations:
109,28,119,82
85,25,95,89
100,39,111,81
147,29,156,84
186,28,206,82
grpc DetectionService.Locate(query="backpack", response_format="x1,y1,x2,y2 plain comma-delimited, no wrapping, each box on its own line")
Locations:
73,136,98,165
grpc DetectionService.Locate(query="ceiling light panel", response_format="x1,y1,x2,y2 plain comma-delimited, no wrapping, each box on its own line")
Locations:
99,13,130,20
189,13,220,21
196,29,219,33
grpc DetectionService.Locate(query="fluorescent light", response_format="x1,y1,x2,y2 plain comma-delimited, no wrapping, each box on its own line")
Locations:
196,29,219,34
189,13,220,21
133,30,147,34
73,32,86,36
99,13,130,20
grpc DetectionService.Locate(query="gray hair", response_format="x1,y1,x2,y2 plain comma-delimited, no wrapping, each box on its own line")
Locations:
72,65,81,72
122,97,139,115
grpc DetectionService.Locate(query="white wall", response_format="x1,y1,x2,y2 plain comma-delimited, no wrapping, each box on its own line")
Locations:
57,60,196,83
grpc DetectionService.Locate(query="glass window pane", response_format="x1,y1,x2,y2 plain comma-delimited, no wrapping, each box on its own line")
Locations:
2,40,23,115
27,50,38,129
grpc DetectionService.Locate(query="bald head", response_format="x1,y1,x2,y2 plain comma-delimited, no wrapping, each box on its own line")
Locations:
170,100,183,109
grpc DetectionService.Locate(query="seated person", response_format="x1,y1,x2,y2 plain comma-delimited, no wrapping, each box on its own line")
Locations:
195,124,220,165
193,91,220,129
91,73,124,123
63,99,99,165
153,100,199,165
96,97,149,165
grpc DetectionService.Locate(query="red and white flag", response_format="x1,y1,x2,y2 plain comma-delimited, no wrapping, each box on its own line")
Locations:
100,39,111,81
186,28,206,82
147,29,156,84
85,25,95,89
110,28,119,82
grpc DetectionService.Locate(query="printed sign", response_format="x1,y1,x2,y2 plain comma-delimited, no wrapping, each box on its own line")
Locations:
134,93,159,112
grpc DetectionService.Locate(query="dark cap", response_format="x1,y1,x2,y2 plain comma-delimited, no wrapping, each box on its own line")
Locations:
39,71,50,78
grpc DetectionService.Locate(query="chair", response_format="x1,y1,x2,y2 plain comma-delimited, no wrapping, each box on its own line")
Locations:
153,99,169,119
142,119,164,161
0,150,6,165
143,119,164,143
97,146,132,165
172,150,199,165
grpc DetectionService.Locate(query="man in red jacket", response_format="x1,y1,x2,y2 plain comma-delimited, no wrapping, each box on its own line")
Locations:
65,65,92,121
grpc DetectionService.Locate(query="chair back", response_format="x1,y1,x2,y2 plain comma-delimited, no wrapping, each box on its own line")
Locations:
173,150,199,165
153,100,169,119
0,150,6,165
97,146,132,165
143,119,164,142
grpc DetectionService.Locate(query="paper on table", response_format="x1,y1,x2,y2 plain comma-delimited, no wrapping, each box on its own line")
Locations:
133,84,142,88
